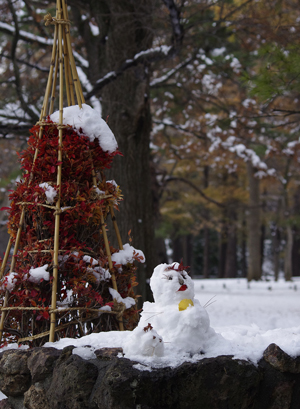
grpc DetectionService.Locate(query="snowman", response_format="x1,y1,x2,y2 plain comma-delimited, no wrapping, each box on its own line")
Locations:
122,323,164,357
123,262,218,357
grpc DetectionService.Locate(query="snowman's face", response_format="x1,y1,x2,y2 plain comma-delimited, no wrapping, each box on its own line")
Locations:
150,263,195,305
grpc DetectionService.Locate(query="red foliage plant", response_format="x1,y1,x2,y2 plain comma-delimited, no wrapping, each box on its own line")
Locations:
0,120,141,346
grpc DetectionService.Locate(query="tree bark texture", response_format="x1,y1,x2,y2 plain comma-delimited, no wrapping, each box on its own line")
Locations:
246,162,261,281
284,225,293,281
71,0,156,302
218,224,227,278
224,211,237,278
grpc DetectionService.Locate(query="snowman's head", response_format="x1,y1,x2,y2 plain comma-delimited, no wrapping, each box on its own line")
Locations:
150,262,195,305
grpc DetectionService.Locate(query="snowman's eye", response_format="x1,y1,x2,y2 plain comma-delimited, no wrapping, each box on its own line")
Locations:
162,274,173,280
181,273,187,279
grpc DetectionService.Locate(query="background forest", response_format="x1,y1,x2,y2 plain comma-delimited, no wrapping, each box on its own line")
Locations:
0,0,300,301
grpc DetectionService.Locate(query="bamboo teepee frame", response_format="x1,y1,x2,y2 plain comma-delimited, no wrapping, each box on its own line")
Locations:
0,0,127,344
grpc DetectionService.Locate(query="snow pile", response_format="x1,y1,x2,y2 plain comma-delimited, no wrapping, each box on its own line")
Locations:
28,265,50,283
83,255,98,266
123,323,164,358
111,243,145,265
109,287,135,309
39,183,57,204
50,104,118,153
3,272,18,292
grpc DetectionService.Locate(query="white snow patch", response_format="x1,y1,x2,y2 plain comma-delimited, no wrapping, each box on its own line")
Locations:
111,243,145,265
109,287,136,309
73,346,96,360
211,47,226,57
39,183,57,204
50,104,118,153
83,256,98,266
3,272,18,292
89,22,99,36
28,265,50,283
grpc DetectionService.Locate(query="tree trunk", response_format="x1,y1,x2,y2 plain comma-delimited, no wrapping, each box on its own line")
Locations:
292,229,300,276
260,223,265,270
201,165,210,278
218,224,227,278
246,162,261,281
241,215,247,278
72,1,157,302
272,225,281,281
203,226,210,278
284,225,293,281
224,209,237,278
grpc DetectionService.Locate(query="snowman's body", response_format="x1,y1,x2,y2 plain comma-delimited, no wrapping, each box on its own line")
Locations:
140,263,216,355
123,262,218,357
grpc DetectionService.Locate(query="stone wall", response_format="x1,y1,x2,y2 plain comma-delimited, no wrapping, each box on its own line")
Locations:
0,343,299,409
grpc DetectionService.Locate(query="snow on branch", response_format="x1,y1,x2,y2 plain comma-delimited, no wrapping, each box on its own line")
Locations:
0,22,89,68
150,55,193,87
86,45,173,98
0,21,53,46
152,118,206,140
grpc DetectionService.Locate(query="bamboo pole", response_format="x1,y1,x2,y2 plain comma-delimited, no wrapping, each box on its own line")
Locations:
61,3,75,106
0,208,26,342
49,0,64,343
109,205,124,250
63,29,71,107
41,24,58,119
1,29,57,281
90,159,124,331
0,237,12,280
49,45,59,115
61,0,85,107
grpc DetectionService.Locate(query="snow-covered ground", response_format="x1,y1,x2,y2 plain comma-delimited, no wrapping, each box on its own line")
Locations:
196,277,300,330
40,276,300,370
1,276,300,400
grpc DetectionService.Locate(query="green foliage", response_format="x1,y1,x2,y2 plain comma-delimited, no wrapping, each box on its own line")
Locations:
251,44,300,101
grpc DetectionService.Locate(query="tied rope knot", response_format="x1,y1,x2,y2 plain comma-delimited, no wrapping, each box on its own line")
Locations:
113,299,126,321
44,13,70,26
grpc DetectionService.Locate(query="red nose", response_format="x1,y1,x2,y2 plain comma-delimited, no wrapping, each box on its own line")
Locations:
178,284,187,291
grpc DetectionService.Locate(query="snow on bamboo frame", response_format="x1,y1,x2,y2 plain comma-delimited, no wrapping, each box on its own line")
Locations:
0,0,143,346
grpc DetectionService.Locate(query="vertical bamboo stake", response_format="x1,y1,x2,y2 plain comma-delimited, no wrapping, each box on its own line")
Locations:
41,24,58,119
63,29,71,107
61,0,85,107
49,47,59,115
0,13,59,342
0,237,12,279
100,211,124,331
0,208,26,342
109,205,124,251
49,0,64,343
90,160,124,331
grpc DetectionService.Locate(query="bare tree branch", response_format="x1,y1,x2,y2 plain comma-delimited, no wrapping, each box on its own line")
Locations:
7,0,39,122
0,52,49,72
153,119,206,140
0,123,31,137
150,55,193,87
165,176,225,208
86,45,173,99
